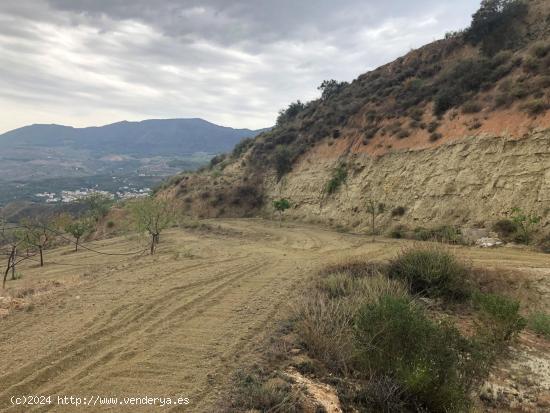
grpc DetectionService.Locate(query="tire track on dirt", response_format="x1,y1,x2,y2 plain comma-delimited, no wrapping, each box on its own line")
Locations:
0,259,266,410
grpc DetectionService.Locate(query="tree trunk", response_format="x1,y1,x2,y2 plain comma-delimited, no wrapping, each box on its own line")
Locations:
372,213,376,242
11,247,16,280
3,247,15,289
39,245,44,267
75,237,79,252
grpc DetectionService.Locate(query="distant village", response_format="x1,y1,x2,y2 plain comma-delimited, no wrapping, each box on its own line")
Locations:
35,187,151,203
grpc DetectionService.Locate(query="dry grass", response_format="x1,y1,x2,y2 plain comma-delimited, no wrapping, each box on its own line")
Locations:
293,260,408,373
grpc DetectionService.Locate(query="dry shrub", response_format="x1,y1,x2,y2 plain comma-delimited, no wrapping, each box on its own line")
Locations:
294,263,408,373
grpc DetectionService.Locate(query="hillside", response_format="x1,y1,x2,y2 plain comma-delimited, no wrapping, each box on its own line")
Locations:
162,0,550,234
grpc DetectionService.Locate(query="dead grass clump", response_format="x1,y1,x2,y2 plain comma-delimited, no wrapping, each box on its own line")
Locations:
318,258,386,279
229,369,302,412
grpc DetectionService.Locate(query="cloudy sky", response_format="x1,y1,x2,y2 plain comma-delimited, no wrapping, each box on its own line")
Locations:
0,0,481,133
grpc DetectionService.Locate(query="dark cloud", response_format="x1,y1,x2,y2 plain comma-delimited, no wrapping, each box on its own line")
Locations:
0,0,481,132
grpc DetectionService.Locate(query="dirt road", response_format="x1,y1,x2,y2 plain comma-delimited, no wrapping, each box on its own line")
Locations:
0,219,549,412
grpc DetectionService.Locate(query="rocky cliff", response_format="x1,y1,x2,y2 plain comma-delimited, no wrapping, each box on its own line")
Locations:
265,130,550,232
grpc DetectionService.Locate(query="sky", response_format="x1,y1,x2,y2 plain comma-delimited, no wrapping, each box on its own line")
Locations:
0,0,481,133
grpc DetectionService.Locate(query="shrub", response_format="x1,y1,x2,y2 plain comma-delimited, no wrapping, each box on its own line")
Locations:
296,268,407,373
354,296,475,413
388,247,472,300
509,207,541,244
390,225,407,239
530,41,550,59
231,370,300,412
528,312,550,338
232,137,254,158
427,121,440,133
433,225,464,244
537,233,550,254
397,129,410,139
273,145,293,179
492,219,517,240
276,100,306,126
467,0,528,55
522,99,549,117
474,292,526,346
413,227,433,241
325,163,348,194
391,206,407,217
462,101,482,114
430,132,443,142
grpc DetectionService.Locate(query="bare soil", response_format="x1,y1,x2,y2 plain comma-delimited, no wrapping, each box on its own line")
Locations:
0,219,548,412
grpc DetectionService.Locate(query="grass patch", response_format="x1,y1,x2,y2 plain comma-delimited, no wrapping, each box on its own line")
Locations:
388,246,472,301
473,292,526,347
528,312,550,339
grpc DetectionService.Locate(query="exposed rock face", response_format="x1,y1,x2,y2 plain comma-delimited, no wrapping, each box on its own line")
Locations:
264,131,550,232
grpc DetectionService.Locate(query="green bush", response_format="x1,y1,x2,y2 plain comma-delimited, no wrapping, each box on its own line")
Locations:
273,145,293,179
474,292,525,349
528,312,550,338
388,247,471,300
354,296,475,413
325,163,348,194
432,225,464,244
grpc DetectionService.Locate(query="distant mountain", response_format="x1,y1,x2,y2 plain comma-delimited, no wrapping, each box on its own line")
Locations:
0,118,268,156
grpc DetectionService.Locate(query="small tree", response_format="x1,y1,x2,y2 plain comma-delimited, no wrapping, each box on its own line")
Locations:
366,200,386,242
21,217,52,267
65,219,93,252
129,197,177,254
510,207,540,245
273,198,291,224
318,79,348,100
1,224,27,289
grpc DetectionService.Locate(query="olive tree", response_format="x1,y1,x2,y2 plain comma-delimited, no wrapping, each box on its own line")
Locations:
65,219,94,252
129,197,177,254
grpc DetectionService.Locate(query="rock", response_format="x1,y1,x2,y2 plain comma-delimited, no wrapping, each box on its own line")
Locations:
476,237,504,248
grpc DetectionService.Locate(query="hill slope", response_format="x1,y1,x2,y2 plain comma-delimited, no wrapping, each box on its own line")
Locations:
163,0,550,233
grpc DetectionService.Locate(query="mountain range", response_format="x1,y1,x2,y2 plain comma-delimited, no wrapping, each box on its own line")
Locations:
0,118,267,156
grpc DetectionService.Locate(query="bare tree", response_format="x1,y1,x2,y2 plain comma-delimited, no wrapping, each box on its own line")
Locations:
128,198,177,254
21,218,52,267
